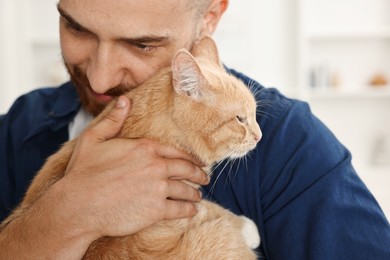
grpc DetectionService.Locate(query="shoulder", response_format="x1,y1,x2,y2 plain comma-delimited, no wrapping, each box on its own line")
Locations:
1,82,80,153
227,67,297,123
6,82,77,121
228,68,320,146
3,82,79,129
229,67,343,156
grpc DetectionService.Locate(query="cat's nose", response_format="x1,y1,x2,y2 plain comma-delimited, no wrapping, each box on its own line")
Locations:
253,126,262,142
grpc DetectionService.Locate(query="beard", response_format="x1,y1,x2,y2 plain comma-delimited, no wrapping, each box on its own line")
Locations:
64,63,131,117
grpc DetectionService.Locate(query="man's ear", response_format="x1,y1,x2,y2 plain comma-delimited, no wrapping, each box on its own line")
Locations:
202,0,229,35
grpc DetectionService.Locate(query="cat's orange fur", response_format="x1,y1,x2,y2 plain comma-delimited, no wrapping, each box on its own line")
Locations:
1,37,261,259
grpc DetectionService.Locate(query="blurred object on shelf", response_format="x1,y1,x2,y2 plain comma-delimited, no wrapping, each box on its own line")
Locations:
371,130,390,166
330,72,341,89
309,64,330,90
309,64,342,91
369,73,388,87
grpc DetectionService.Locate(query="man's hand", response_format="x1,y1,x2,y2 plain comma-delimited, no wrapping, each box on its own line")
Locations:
61,96,209,237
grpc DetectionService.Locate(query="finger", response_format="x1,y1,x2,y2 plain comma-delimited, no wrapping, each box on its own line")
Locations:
166,180,202,202
87,96,131,142
166,159,210,185
163,200,198,220
154,143,205,167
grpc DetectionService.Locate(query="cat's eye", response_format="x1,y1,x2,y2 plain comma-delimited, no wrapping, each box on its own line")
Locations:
236,116,247,124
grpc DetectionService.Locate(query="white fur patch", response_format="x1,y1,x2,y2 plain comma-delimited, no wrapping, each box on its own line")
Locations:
196,202,207,218
240,216,261,249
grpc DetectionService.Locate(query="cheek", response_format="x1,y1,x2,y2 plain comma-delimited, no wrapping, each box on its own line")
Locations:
127,49,174,85
60,32,95,67
212,122,245,146
127,56,163,85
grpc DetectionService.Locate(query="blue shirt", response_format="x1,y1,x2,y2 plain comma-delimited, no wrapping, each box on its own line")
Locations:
1,69,389,259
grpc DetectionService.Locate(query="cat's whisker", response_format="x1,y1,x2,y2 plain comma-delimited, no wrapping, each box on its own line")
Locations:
256,100,276,121
256,106,275,119
207,159,232,197
249,83,267,98
206,145,243,196
206,157,230,185
225,157,238,187
234,143,257,179
247,79,260,94
223,145,250,185
230,158,241,184
251,87,264,100
244,153,250,174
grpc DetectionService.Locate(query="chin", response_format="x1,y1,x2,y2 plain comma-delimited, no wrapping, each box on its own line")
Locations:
229,144,258,160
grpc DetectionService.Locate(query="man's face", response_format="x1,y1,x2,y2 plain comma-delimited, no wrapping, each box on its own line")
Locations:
58,0,205,116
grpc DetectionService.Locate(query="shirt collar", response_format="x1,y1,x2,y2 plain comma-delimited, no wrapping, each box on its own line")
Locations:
47,81,80,119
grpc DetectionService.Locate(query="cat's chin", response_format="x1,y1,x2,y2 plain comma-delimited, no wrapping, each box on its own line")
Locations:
227,144,258,159
228,153,248,160
228,151,251,160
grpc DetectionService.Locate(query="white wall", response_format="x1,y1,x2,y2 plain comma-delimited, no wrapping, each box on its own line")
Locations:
214,0,298,95
1,0,63,114
1,0,25,113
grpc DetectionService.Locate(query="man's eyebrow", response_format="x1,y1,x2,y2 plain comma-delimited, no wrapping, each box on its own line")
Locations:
57,4,92,33
56,3,170,44
120,36,170,45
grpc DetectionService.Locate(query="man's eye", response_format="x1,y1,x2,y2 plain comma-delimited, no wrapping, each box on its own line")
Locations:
134,43,156,52
65,21,84,33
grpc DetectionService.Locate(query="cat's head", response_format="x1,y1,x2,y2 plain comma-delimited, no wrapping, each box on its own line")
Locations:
170,37,261,165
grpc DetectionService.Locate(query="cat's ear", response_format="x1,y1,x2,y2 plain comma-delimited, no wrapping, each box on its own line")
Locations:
172,50,207,101
191,36,221,66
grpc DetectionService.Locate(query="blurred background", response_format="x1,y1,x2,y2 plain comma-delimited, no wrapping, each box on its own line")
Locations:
1,0,389,217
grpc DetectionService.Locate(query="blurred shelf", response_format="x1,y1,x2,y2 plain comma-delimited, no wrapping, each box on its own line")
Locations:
358,164,390,176
306,27,390,41
307,87,390,99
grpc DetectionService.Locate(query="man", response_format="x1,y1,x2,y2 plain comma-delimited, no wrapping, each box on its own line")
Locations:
0,0,389,259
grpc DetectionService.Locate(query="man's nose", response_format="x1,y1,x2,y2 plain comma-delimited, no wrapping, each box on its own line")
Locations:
86,43,126,94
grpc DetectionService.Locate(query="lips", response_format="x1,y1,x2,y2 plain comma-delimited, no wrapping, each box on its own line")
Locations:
90,89,114,104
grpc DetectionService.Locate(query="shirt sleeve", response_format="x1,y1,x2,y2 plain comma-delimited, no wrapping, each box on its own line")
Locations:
259,101,390,259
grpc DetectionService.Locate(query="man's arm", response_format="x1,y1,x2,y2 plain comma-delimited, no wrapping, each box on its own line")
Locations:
0,96,208,258
0,180,98,259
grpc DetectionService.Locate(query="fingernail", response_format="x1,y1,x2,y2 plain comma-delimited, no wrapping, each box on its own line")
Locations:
116,97,126,108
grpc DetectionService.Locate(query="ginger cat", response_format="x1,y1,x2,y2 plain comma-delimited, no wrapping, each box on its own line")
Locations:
1,37,262,259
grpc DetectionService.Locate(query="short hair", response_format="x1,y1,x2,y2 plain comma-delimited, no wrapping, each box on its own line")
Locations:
186,0,212,17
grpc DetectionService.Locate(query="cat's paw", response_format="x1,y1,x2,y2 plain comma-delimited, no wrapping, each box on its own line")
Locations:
240,216,261,249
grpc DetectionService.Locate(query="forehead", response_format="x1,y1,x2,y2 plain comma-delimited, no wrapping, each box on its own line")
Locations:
59,0,195,37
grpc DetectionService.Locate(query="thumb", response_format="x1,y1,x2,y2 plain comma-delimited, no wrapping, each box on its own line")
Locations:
89,96,131,142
